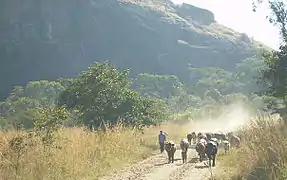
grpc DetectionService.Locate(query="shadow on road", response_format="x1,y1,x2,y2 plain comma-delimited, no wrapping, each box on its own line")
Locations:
154,158,181,166
154,162,169,166
174,157,198,166
195,164,209,169
188,157,199,163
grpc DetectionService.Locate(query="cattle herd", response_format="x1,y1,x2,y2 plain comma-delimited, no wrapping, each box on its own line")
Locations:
163,131,241,167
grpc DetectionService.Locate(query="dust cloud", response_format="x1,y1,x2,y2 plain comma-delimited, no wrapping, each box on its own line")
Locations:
186,102,253,134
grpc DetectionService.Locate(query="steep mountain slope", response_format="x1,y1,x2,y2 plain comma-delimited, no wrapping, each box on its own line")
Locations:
0,0,267,98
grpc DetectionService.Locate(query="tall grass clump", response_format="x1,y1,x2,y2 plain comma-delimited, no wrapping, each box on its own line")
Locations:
0,122,186,180
218,115,287,180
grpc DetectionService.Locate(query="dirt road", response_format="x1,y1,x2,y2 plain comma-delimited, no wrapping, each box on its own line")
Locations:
101,145,218,180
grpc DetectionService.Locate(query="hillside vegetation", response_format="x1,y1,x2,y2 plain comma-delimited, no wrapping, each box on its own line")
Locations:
0,0,268,99
1,0,287,179
215,0,287,179
0,58,278,179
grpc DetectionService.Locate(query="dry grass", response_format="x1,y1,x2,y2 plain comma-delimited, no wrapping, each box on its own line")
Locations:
0,122,187,180
216,115,287,180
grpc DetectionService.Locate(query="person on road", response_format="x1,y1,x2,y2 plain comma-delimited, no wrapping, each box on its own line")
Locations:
158,130,166,153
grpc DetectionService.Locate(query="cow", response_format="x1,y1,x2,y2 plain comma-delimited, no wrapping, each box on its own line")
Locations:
205,140,218,167
180,138,189,163
210,137,219,147
197,132,203,139
214,132,227,144
195,138,207,162
165,141,177,163
230,135,240,148
227,132,233,138
186,133,193,145
187,132,197,145
222,140,230,154
205,133,212,141
197,132,207,142
191,132,197,144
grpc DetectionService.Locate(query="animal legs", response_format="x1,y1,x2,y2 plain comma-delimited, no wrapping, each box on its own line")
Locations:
200,153,205,161
208,159,211,167
212,155,216,167
182,151,187,163
167,151,171,163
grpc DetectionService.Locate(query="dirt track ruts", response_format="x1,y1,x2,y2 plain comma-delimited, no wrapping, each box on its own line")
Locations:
100,146,218,180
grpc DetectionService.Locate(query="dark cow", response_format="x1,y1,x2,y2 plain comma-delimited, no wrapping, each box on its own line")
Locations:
197,132,203,138
165,141,177,163
186,133,193,145
187,132,197,145
180,138,189,163
210,137,219,147
195,138,207,162
205,140,218,167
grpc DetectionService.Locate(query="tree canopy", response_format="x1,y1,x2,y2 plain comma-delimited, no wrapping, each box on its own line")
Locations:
253,0,287,119
57,61,167,129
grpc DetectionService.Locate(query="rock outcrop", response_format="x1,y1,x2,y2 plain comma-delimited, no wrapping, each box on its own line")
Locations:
0,0,267,98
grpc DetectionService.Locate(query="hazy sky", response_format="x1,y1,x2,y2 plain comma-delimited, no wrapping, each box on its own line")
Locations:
172,0,281,50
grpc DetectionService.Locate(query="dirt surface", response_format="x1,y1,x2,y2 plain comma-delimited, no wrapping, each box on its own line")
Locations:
101,145,219,180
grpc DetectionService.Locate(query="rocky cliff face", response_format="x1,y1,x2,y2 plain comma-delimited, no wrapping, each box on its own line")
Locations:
0,0,266,98
175,3,215,25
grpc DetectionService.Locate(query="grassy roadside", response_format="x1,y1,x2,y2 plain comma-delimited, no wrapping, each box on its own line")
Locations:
6,113,286,180
215,116,287,180
0,122,187,180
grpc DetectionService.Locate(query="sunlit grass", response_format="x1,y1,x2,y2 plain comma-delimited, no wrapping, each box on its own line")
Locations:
0,122,186,180
216,115,287,180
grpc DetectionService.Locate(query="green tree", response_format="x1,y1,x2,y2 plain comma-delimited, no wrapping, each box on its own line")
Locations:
167,91,201,113
7,81,64,105
254,0,287,119
234,57,266,94
0,116,9,130
30,106,68,146
188,67,234,97
0,80,64,129
58,61,167,129
132,73,184,99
